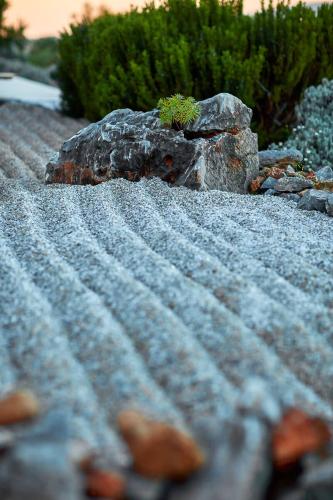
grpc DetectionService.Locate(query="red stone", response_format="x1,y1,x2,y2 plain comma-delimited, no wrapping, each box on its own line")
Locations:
249,176,265,193
86,469,125,498
118,410,205,480
0,390,40,425
272,408,331,468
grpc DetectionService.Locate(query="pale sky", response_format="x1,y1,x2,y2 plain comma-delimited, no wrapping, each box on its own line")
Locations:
6,0,326,38
7,0,141,38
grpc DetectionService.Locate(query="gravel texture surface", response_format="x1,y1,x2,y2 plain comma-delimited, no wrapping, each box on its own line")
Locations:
0,103,333,461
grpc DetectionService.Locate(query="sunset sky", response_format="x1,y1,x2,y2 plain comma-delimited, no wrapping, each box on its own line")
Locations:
6,0,326,38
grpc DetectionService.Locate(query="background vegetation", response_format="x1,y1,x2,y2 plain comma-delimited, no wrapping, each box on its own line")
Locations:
0,1,58,84
49,0,333,145
26,37,58,68
0,0,25,55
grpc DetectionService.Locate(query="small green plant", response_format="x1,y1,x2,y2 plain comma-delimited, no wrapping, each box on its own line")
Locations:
157,94,200,130
294,161,306,173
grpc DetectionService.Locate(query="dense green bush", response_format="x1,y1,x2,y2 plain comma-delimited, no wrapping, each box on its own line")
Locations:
57,0,333,147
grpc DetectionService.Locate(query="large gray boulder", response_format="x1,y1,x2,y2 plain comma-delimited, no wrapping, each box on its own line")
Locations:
46,94,259,193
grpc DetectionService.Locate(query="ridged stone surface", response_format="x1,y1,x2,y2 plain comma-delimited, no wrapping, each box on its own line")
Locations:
0,103,333,462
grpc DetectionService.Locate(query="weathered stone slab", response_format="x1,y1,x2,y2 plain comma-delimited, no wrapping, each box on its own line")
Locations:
259,149,303,169
274,176,313,192
316,166,333,181
297,189,329,213
261,176,278,190
46,94,259,193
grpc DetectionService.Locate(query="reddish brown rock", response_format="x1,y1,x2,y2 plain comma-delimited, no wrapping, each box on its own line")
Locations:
306,171,317,181
86,469,125,498
272,409,331,468
48,161,101,185
266,167,285,179
249,176,265,193
315,180,333,192
118,410,205,480
0,390,40,425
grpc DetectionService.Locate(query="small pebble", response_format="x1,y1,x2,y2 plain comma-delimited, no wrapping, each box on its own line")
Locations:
118,410,205,480
273,409,331,469
86,469,125,499
0,391,40,426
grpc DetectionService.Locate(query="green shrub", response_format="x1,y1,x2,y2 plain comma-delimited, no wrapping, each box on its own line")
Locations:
27,37,58,68
158,94,200,129
57,0,333,147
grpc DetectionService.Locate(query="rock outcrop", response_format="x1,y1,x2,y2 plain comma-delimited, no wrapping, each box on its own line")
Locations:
46,93,259,192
